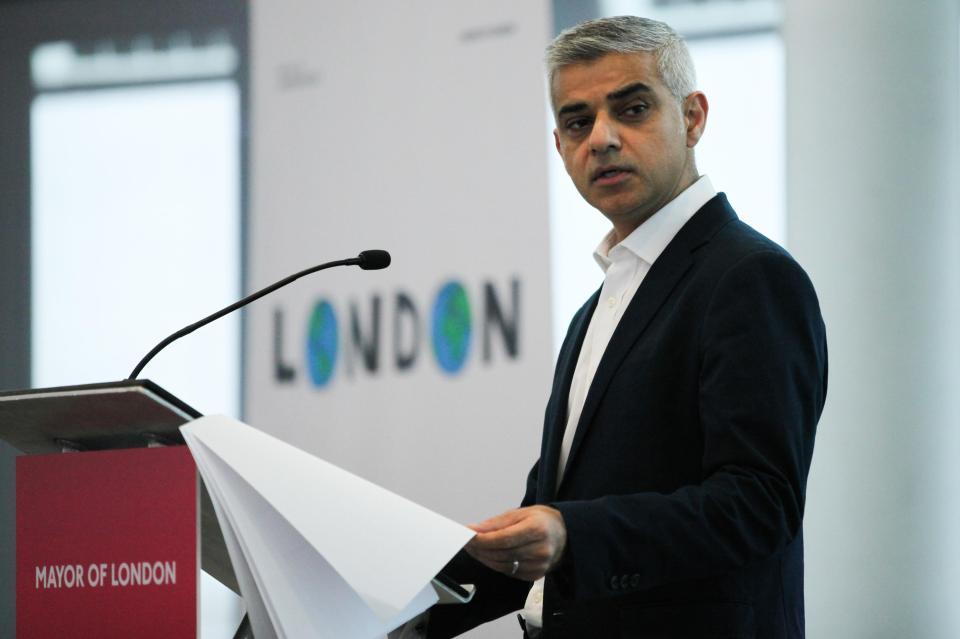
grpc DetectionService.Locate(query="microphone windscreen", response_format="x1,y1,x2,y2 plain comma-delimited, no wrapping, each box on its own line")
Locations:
357,250,391,270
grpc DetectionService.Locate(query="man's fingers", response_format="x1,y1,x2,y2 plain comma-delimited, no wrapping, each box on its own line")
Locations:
468,524,541,551
466,537,538,563
465,506,568,582
467,547,523,563
467,508,556,551
467,543,554,565
468,509,527,533
465,552,552,582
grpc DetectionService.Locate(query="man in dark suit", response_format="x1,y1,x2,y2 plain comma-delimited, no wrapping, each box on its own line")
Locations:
423,15,827,639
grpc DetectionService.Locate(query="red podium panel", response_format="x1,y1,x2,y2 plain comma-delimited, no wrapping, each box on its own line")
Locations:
16,445,198,638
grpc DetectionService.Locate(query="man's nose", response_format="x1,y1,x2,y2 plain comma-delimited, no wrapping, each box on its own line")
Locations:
589,112,621,154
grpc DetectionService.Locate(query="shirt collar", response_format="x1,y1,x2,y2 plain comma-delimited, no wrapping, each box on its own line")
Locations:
594,175,717,273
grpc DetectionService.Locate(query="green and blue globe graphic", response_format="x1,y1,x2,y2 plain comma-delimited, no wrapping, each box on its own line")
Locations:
306,300,339,387
431,281,472,374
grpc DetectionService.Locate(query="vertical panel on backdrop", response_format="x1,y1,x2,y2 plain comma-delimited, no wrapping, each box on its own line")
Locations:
247,0,552,524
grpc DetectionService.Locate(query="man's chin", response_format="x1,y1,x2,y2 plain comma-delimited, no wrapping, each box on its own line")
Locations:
595,201,658,235
593,197,648,219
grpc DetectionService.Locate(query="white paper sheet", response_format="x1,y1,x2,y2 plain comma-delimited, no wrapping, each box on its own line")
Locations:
181,415,474,639
185,431,280,639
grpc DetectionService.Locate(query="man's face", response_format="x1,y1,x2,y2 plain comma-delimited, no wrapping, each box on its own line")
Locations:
551,52,707,240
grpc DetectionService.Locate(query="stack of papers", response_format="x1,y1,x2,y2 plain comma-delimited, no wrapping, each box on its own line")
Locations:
181,415,475,639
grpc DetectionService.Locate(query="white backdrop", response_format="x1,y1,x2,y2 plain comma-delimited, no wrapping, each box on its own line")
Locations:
247,7,552,636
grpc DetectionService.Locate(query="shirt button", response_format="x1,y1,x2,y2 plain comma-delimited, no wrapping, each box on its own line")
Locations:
607,296,617,308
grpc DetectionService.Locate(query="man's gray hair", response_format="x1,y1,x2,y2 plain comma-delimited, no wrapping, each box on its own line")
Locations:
546,15,696,102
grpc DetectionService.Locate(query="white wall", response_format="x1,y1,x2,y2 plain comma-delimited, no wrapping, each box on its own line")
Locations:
786,1,960,636
31,81,241,414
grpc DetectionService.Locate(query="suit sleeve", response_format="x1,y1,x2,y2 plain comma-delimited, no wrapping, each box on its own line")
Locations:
552,249,828,598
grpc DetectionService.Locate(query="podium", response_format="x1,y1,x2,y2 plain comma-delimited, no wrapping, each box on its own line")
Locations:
0,380,239,637
3,379,476,638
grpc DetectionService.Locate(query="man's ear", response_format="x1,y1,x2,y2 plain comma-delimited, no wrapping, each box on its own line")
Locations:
553,128,562,155
684,92,708,148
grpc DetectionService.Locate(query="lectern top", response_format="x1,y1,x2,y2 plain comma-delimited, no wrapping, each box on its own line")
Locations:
0,379,201,455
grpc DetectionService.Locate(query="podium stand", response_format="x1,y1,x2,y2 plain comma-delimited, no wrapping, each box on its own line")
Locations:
0,380,240,637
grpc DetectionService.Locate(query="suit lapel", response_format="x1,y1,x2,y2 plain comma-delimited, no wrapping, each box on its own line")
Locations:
538,290,599,501
556,195,737,493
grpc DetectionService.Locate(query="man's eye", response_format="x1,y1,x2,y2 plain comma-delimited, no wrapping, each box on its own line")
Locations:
623,104,648,117
566,118,591,132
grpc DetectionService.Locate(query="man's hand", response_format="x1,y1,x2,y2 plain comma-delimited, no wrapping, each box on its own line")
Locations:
465,505,567,581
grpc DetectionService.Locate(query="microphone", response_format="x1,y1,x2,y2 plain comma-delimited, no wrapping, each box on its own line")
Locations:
356,249,391,270
128,250,391,380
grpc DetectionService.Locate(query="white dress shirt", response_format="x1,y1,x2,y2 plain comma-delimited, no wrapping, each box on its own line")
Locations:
521,176,717,629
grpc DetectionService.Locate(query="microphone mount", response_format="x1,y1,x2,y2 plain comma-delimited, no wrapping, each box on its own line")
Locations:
127,250,390,380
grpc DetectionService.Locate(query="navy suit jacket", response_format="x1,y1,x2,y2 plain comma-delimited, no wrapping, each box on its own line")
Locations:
430,194,828,638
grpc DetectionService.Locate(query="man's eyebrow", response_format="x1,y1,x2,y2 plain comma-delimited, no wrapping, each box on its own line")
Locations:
556,102,589,119
608,82,653,101
556,82,655,119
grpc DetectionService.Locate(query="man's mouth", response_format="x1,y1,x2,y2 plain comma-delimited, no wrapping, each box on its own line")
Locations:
592,166,631,184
